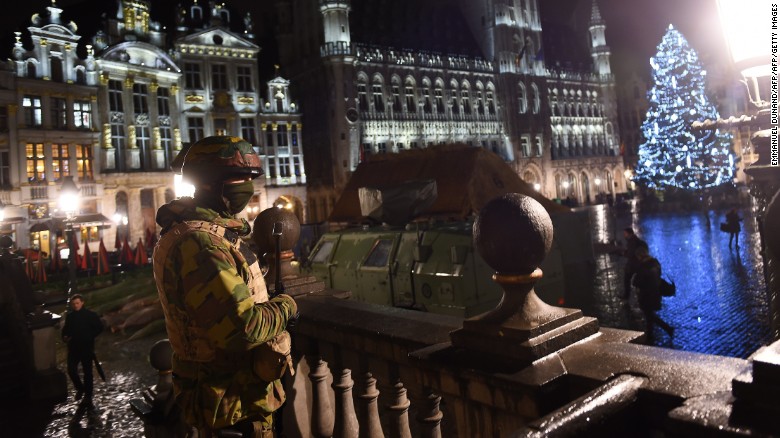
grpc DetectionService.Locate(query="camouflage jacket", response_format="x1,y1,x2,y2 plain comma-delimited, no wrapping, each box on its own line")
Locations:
153,198,297,430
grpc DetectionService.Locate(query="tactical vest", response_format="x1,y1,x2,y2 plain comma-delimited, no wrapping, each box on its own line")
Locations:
153,220,293,381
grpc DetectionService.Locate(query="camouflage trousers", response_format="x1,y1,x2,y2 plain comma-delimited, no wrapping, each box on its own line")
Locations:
188,418,274,438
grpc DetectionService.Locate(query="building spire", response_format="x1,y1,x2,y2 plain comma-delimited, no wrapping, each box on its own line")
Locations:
590,0,604,25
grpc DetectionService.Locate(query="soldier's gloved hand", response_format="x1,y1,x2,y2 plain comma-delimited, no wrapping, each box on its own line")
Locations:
286,311,300,333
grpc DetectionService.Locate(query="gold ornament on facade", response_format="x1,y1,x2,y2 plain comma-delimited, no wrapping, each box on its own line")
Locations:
149,81,159,93
185,94,204,104
128,125,137,148
153,127,162,149
40,38,47,46
64,43,71,52
237,96,254,105
170,84,178,94
99,72,109,85
103,124,113,148
174,128,182,150
272,122,278,131
125,77,134,88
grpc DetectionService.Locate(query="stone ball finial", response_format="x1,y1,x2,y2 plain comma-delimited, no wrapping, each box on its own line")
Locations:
252,207,301,254
473,193,553,274
766,188,780,256
149,339,173,372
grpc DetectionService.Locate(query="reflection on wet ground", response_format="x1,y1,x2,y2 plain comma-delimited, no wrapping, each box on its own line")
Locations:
583,201,771,358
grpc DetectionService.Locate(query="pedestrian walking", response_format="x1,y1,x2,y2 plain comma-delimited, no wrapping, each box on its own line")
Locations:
61,293,104,408
620,227,648,299
632,245,674,341
726,208,742,248
153,136,299,437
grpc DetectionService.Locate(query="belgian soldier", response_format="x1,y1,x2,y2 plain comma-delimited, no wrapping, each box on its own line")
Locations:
153,136,298,437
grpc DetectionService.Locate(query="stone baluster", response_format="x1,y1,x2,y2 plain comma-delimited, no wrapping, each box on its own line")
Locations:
333,368,359,438
386,380,412,438
358,372,383,438
415,392,443,438
308,356,335,438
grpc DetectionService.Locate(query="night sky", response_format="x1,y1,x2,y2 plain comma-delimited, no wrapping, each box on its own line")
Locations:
0,0,729,83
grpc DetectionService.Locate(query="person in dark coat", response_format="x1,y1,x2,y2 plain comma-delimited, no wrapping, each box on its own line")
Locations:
61,294,104,407
726,208,742,248
621,228,648,299
632,246,673,340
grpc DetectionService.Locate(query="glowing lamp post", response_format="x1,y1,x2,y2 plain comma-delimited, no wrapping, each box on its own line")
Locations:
60,176,80,297
715,0,780,339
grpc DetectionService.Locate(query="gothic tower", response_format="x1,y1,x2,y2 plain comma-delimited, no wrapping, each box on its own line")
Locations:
319,0,358,189
588,0,611,76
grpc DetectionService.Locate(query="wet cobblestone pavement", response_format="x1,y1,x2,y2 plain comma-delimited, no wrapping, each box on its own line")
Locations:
582,201,771,358
7,201,773,437
3,324,164,438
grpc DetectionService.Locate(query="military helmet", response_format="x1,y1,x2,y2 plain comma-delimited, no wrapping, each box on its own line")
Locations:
177,136,263,183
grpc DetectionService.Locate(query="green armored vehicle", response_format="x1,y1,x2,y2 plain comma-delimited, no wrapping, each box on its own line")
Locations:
300,145,594,318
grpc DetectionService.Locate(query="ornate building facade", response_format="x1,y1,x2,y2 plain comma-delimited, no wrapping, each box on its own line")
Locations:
0,0,307,252
273,0,627,222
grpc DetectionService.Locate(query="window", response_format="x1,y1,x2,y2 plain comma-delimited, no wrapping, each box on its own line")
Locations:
358,83,368,112
52,98,67,129
188,117,204,143
518,83,528,114
521,136,530,157
26,143,45,182
73,100,92,129
311,240,335,264
76,144,93,180
291,124,299,147
133,84,149,114
434,87,444,113
377,142,387,154
52,144,70,180
184,62,202,89
265,123,274,150
136,126,151,166
279,157,291,177
372,82,385,112
111,124,126,152
160,126,173,163
241,119,257,145
108,80,124,112
476,90,485,114
405,84,416,113
0,151,9,188
268,158,277,178
451,87,459,115
392,84,401,112
293,156,301,176
23,95,43,127
277,124,289,148
237,65,253,91
157,87,170,116
422,87,432,113
532,83,540,114
461,88,471,115
535,135,543,156
212,64,228,90
364,239,393,267
0,107,7,132
487,89,496,114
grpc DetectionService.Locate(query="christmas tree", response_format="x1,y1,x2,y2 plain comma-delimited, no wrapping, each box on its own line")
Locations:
634,25,735,191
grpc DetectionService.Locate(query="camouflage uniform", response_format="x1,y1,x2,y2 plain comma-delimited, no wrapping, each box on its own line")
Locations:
153,197,297,432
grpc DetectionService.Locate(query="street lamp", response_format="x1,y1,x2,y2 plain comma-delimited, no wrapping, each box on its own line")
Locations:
713,0,779,339
59,176,80,298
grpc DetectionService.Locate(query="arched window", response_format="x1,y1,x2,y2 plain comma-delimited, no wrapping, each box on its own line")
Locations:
461,82,471,115
531,83,540,114
372,76,385,112
518,82,527,114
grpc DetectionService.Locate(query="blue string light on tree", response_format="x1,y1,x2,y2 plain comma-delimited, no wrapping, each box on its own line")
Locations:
634,25,735,191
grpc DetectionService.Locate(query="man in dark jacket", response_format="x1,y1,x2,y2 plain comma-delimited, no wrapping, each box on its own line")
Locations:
632,246,673,341
621,228,648,299
61,293,104,407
